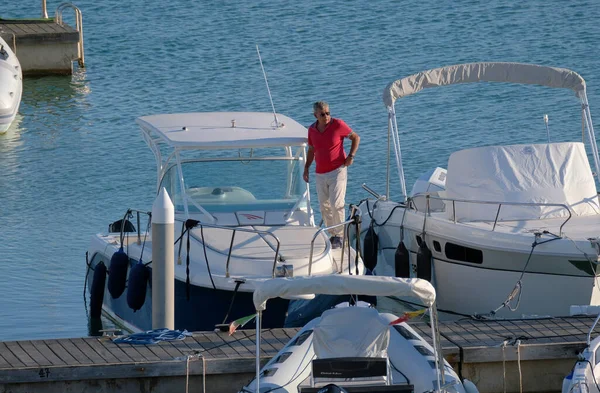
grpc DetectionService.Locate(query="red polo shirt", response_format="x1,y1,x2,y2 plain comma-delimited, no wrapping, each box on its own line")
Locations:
308,118,353,174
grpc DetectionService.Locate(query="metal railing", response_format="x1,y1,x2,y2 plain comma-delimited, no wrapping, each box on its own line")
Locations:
55,3,85,67
186,222,282,279
409,193,572,236
308,216,359,276
117,209,152,245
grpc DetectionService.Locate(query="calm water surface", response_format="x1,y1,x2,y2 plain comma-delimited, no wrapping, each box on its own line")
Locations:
1,0,599,340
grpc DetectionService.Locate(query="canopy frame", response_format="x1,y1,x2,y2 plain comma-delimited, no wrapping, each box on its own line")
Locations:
382,62,599,201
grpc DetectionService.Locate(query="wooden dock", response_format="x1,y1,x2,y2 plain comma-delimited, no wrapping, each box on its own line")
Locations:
0,17,82,75
0,317,595,393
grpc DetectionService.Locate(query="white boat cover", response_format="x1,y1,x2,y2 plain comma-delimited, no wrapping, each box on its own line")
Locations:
253,275,435,311
383,62,586,108
444,142,600,222
313,307,389,359
137,112,308,149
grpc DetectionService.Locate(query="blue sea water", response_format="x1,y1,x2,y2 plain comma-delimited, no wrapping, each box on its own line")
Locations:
1,0,599,341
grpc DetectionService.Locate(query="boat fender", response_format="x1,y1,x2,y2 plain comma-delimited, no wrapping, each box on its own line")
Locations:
108,247,129,299
463,379,479,393
395,241,410,278
363,223,378,271
127,261,150,312
89,261,107,319
416,241,432,281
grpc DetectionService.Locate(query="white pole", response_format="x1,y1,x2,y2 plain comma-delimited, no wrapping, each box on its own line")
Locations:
41,0,48,18
152,188,175,329
256,310,262,392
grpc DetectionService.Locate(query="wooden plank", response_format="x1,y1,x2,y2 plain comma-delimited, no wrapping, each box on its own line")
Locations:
70,338,105,364
192,333,225,358
28,340,66,366
0,342,24,368
5,341,37,367
214,331,254,358
128,344,162,362
462,342,585,363
143,342,176,361
259,330,283,356
14,23,36,34
83,338,120,363
110,343,147,362
96,338,135,363
44,340,78,365
156,341,187,360
204,332,239,359
56,339,93,364
0,350,12,369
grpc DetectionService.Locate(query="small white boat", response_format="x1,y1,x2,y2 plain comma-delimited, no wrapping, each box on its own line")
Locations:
356,62,600,319
0,36,22,134
86,111,365,333
562,308,600,393
241,275,479,393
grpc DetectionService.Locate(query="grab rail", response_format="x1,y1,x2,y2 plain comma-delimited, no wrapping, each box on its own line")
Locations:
308,218,357,276
186,222,282,279
409,193,572,236
55,3,85,67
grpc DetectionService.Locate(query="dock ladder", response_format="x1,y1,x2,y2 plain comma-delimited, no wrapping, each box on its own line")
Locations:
55,3,85,67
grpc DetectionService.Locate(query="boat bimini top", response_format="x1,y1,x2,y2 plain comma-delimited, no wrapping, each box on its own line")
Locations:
136,112,308,150
136,112,310,220
382,62,599,200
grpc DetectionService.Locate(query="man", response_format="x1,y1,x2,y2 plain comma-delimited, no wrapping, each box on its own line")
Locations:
303,101,360,249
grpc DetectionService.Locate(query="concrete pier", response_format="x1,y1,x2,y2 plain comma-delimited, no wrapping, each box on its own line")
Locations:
0,19,81,75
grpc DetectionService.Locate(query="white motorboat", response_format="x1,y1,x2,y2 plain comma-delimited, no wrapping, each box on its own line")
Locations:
86,111,365,332
562,307,600,393
240,275,479,393
355,62,600,319
0,36,22,133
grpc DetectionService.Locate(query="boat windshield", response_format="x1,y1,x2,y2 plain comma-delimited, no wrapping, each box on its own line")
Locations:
160,158,306,213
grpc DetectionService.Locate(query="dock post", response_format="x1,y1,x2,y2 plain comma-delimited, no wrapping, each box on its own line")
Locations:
152,188,175,329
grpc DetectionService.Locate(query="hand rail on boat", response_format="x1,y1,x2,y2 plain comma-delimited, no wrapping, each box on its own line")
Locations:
408,193,572,236
588,313,600,345
186,222,282,279
308,218,357,276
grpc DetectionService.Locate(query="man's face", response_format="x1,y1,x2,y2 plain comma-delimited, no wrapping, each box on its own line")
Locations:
314,106,331,122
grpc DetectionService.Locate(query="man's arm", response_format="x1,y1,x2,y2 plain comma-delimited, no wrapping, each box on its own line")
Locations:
344,132,360,167
303,145,315,182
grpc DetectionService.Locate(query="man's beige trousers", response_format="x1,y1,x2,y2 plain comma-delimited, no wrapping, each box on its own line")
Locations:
315,166,347,237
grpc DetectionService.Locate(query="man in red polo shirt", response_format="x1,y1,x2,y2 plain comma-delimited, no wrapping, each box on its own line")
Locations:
303,101,360,249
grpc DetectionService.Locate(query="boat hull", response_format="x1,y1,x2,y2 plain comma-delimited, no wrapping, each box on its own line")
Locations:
359,200,600,318
87,251,289,332
0,37,22,133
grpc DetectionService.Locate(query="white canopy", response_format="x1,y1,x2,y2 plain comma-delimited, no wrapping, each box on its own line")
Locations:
136,112,308,149
383,62,586,108
252,275,436,311
313,307,390,359
444,142,600,221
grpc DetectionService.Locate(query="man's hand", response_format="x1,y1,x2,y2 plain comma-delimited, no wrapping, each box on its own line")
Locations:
344,156,355,167
303,167,310,182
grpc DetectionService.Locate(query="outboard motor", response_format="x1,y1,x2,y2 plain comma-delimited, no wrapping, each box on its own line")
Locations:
127,260,150,312
416,239,432,281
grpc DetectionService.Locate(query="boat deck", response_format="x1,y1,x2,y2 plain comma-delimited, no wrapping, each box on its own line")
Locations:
0,316,595,392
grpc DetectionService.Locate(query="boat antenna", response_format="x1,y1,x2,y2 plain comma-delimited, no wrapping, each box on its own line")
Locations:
256,45,282,128
544,114,550,142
